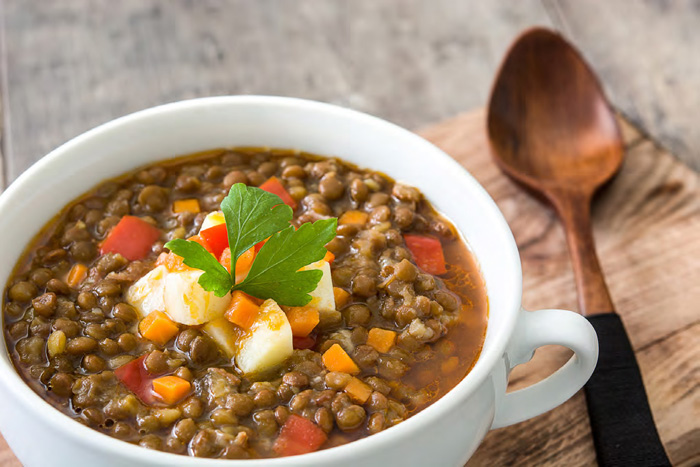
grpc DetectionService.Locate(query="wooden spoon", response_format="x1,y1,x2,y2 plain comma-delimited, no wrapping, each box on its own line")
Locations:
487,28,670,466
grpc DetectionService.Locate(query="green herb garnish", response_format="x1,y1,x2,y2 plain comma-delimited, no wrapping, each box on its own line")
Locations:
165,183,337,306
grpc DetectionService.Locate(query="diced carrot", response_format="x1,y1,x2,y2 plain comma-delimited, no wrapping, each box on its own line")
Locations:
199,223,229,259
156,251,188,272
338,210,368,226
225,290,260,329
259,177,297,209
139,311,179,346
219,247,255,282
344,377,372,404
286,306,320,337
403,234,447,275
66,263,88,289
322,343,360,375
100,216,161,261
366,328,397,353
152,375,191,405
333,287,351,309
172,199,201,214
273,414,327,456
236,247,255,282
323,250,335,263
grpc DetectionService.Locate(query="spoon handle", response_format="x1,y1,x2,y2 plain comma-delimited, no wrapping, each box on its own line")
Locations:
557,195,670,466
585,313,671,467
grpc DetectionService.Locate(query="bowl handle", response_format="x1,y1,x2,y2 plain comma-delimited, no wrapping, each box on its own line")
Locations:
491,308,598,428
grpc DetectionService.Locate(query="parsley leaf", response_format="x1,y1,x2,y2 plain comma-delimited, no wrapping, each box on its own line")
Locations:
163,238,233,297
221,183,293,278
233,218,338,306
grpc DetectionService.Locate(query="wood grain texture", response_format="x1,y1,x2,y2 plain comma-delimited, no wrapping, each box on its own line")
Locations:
417,111,699,467
1,0,550,183
544,0,700,172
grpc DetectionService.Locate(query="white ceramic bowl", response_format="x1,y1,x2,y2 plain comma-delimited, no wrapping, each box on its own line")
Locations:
0,96,598,466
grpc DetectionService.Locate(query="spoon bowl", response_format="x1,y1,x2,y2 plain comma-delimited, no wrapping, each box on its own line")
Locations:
488,28,624,198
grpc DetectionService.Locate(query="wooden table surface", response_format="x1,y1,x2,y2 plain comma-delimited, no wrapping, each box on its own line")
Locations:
0,2,699,465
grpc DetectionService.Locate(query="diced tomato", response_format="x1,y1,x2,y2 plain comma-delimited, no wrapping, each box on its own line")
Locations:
199,223,229,259
100,216,161,261
403,234,447,275
114,355,159,405
254,237,269,253
259,177,297,210
273,414,328,456
188,234,213,254
293,335,316,350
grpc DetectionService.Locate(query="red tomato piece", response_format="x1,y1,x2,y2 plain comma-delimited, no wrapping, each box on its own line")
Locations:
100,216,161,261
254,237,269,253
293,335,316,350
259,177,297,210
273,414,328,456
114,355,159,405
199,223,229,259
403,234,447,275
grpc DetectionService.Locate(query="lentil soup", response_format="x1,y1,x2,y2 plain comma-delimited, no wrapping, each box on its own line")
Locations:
3,148,487,459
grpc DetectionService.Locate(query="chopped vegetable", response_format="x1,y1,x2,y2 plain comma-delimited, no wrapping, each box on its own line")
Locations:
366,328,397,353
219,247,255,283
323,250,335,263
286,306,320,337
66,263,88,289
126,265,168,317
235,299,293,375
338,210,368,226
172,199,201,214
114,355,158,404
322,343,360,375
333,287,351,309
139,311,179,346
225,290,260,329
202,317,240,359
200,223,229,259
259,176,297,210
344,377,372,404
100,216,161,261
156,251,187,272
152,375,191,405
293,335,316,350
163,269,231,325
273,414,328,456
403,234,447,275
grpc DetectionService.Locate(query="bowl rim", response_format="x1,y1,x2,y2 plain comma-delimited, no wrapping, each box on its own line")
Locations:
0,96,522,464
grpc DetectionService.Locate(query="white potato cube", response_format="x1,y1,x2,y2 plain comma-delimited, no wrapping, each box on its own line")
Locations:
163,269,231,325
202,318,241,359
301,260,338,325
235,299,293,375
200,211,225,232
126,265,168,318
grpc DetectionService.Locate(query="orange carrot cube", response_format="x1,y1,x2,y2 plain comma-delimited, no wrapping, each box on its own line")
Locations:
225,290,260,329
344,377,372,404
139,311,179,346
152,375,191,405
286,306,320,337
366,328,397,353
322,343,360,375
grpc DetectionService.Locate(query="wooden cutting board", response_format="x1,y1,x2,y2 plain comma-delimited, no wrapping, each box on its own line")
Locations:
1,110,698,466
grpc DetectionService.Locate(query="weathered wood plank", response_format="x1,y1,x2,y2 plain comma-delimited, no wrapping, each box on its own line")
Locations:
1,0,550,183
418,110,699,466
544,0,700,172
